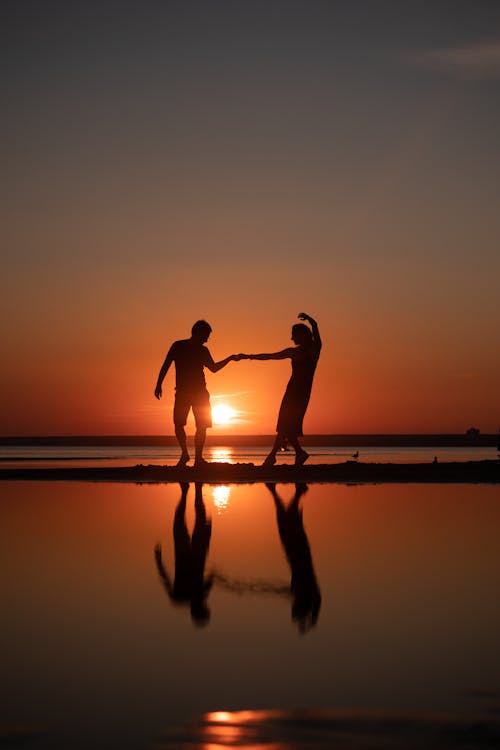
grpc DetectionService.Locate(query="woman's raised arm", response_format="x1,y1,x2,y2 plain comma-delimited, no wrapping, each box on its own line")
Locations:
298,312,322,350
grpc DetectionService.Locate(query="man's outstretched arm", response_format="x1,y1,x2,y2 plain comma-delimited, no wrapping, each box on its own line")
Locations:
206,353,241,373
154,544,174,597
154,347,174,399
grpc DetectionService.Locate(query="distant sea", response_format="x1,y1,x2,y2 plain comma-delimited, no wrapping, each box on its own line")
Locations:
0,435,498,469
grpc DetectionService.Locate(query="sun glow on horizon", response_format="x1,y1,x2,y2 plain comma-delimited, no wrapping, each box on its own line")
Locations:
212,403,237,426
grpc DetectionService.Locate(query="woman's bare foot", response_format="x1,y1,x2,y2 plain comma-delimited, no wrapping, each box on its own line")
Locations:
294,450,309,467
262,454,276,467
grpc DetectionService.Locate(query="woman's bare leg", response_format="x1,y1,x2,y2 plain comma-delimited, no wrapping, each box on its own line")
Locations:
289,437,309,466
263,434,286,466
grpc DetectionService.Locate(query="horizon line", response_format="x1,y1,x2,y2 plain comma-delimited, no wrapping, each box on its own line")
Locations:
1,433,498,447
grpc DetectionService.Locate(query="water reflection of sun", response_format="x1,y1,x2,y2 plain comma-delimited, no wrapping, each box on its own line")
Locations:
209,447,233,463
212,485,231,514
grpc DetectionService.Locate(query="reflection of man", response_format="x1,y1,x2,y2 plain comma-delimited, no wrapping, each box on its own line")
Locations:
154,320,238,467
266,482,321,633
154,483,213,627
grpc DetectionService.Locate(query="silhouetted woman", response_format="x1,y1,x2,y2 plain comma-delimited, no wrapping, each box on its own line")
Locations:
241,312,321,466
266,482,321,633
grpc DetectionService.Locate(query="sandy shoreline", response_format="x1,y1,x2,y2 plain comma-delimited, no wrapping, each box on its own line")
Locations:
0,459,498,484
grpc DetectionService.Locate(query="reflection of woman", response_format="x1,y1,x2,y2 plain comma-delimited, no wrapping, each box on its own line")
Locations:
266,482,321,633
239,312,321,466
154,482,213,627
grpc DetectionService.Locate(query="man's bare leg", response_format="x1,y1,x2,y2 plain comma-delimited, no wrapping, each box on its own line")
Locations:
175,424,190,465
194,426,208,467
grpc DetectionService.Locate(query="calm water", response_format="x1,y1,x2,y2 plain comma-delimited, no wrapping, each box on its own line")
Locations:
1,481,500,748
0,443,497,468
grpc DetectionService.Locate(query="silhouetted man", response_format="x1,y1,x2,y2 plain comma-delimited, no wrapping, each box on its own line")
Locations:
154,483,213,626
154,320,237,467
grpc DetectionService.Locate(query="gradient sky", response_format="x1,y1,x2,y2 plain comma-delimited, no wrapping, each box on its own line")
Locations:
2,0,500,435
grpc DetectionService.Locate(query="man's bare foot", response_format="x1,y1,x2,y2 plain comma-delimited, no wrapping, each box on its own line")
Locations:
294,450,309,467
294,482,309,496
177,452,190,466
194,457,210,469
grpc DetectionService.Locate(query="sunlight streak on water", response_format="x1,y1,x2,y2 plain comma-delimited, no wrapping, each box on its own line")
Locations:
208,447,234,463
211,485,232,514
158,707,500,749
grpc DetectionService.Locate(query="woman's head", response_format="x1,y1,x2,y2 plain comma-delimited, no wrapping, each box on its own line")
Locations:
291,323,312,345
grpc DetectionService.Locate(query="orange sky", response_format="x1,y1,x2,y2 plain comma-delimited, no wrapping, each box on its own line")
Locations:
1,289,498,435
2,3,500,435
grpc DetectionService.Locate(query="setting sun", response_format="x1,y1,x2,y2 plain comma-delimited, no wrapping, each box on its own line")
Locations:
212,404,236,426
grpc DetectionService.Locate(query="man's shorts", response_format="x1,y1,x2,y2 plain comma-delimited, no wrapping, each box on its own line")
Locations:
173,389,212,428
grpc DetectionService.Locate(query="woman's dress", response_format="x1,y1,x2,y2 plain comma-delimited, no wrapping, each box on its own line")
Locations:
276,346,319,438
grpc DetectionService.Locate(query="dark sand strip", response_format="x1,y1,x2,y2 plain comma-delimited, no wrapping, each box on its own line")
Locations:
0,460,498,484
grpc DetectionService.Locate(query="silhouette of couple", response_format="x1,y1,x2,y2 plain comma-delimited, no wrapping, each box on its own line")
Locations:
154,313,321,467
155,482,321,632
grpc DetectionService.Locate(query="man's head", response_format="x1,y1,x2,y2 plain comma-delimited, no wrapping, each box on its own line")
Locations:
191,320,212,343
